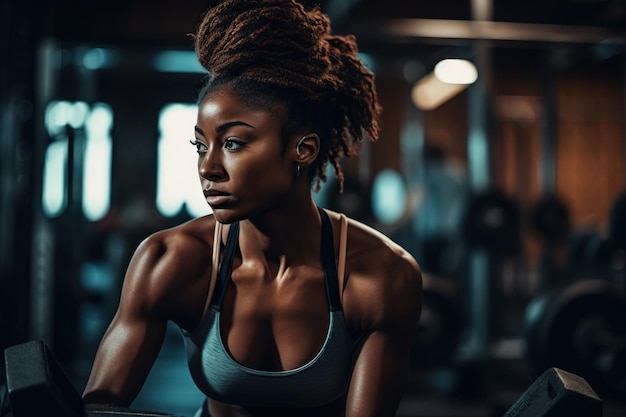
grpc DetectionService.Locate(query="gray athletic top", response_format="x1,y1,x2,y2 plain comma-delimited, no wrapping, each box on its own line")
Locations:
181,208,357,408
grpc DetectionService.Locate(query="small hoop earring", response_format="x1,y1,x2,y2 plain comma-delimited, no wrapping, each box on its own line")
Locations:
296,164,301,178
296,137,306,155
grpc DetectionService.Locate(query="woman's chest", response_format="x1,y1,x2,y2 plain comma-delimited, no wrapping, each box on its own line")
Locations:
218,267,331,371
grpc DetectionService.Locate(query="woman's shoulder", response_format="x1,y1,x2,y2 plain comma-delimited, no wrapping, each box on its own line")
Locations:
341,215,417,270
120,215,219,324
124,215,218,293
330,211,422,332
138,214,217,256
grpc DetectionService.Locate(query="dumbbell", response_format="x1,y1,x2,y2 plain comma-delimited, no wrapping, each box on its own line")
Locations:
2,340,182,417
503,367,602,417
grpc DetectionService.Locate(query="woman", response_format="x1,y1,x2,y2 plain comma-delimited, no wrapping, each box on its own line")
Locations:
82,1,422,416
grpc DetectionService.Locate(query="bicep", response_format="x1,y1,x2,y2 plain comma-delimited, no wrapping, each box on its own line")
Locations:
344,251,422,417
82,310,167,406
345,329,412,417
82,237,172,406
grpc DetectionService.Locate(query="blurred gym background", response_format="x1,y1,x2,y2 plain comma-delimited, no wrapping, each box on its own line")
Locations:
1,0,625,416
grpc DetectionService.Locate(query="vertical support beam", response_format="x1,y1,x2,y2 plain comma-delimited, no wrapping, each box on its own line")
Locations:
0,0,45,357
465,0,495,359
401,86,424,259
0,0,24,359
467,56,492,192
29,38,58,346
534,49,559,292
623,54,626,182
539,49,557,194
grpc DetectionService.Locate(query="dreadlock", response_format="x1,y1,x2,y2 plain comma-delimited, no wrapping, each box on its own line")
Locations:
192,0,381,191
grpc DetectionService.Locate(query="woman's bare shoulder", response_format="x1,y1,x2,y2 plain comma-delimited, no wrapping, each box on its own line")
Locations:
343,216,418,269
142,214,216,248
120,215,219,320
336,213,422,333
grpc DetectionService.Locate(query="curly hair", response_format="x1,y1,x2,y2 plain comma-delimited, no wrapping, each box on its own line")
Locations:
192,0,381,191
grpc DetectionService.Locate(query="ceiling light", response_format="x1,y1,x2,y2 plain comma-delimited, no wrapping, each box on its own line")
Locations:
434,59,478,84
411,72,470,110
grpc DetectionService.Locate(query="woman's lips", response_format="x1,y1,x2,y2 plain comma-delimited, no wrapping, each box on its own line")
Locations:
205,195,232,206
203,190,232,207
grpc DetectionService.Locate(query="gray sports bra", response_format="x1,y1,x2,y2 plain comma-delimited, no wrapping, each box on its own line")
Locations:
181,208,357,408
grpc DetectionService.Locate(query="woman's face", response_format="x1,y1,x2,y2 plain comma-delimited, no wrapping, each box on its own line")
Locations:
193,86,295,223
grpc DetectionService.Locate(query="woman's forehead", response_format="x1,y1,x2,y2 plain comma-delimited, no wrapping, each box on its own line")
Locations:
197,88,285,133
200,84,285,118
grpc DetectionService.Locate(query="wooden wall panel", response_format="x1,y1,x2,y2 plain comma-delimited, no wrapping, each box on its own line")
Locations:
555,72,625,230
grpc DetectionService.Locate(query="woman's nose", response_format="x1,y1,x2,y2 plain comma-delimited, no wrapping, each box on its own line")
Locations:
198,149,226,181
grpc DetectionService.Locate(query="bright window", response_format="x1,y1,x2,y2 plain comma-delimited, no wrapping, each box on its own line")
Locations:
157,103,212,218
43,101,112,221
83,103,113,221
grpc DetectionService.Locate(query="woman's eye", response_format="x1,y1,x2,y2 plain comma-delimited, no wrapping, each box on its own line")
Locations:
224,139,243,151
189,139,207,153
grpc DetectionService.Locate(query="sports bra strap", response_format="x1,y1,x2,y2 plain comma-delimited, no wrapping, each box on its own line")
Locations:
209,221,240,310
207,209,345,312
201,221,223,318
318,207,342,312
337,213,347,304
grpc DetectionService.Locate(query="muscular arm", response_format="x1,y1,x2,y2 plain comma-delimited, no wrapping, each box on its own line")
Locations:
344,249,422,417
82,227,211,406
82,307,167,406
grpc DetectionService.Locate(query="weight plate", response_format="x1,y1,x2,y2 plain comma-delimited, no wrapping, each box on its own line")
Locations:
524,280,626,396
461,188,521,255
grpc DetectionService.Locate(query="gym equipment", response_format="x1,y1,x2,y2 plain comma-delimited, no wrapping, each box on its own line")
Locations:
609,189,626,251
523,279,626,396
2,340,182,417
530,194,570,246
3,340,607,417
461,188,522,256
410,274,464,369
3,339,85,417
3,340,604,417
502,367,602,417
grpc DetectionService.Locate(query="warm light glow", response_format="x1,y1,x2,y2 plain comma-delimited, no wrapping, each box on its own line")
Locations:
411,59,478,111
434,59,478,84
411,72,470,111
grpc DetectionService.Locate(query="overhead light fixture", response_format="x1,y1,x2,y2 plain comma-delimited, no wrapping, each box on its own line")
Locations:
434,59,478,84
412,59,478,111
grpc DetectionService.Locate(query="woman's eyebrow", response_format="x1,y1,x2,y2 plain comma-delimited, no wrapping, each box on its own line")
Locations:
216,120,255,133
194,121,255,137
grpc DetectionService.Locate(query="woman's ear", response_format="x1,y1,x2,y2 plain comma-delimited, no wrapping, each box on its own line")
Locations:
294,134,320,166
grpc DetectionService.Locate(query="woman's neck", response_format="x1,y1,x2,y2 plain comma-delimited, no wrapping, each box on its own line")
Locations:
239,194,322,263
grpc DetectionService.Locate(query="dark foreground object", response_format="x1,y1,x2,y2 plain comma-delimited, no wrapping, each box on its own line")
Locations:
503,367,602,417
2,340,181,417
2,340,603,417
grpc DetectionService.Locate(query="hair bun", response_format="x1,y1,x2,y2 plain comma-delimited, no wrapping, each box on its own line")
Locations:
194,0,331,86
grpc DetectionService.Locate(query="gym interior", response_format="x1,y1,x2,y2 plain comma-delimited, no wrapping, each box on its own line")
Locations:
1,0,625,416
